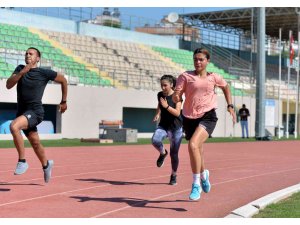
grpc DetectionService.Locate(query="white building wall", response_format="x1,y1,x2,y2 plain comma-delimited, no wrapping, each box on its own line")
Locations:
1,80,278,140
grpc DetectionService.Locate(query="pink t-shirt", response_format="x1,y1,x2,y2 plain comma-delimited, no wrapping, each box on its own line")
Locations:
175,70,227,119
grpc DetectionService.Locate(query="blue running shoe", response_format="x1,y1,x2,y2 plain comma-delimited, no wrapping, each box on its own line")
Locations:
14,162,29,175
189,183,201,200
201,169,211,193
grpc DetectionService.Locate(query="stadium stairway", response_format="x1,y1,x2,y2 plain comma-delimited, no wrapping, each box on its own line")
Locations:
138,44,186,74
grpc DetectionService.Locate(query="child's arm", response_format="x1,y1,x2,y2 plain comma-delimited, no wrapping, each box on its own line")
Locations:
153,103,161,122
159,97,182,117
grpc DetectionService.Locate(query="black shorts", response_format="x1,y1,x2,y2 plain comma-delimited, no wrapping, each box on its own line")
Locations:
182,109,218,140
16,110,43,136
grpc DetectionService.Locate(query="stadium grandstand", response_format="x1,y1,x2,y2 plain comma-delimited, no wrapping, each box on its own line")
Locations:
0,7,299,140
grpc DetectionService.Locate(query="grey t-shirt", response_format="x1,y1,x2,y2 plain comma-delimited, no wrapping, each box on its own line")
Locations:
14,65,57,115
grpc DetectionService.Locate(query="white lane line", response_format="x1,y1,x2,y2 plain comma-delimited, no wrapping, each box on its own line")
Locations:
2,157,297,185
91,166,300,218
1,160,299,214
0,173,179,207
0,156,251,173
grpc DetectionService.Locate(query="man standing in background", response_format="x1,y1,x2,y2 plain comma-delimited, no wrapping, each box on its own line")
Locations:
239,104,250,138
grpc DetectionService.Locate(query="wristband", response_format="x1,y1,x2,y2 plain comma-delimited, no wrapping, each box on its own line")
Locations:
166,105,170,110
227,104,234,109
60,100,67,104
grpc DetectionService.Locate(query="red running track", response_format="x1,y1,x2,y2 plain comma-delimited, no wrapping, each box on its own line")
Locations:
0,141,300,218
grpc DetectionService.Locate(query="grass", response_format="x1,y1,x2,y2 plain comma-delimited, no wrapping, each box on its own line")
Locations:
0,137,260,148
0,136,299,149
253,191,300,218
0,138,151,148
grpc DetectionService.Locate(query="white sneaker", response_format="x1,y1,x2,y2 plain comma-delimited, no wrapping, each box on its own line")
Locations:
43,160,54,183
14,161,29,175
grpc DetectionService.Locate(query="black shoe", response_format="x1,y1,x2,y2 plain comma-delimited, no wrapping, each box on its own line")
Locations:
169,174,177,185
156,150,168,167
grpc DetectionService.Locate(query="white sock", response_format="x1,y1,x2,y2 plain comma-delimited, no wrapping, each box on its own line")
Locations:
193,174,200,185
172,170,177,176
201,170,207,180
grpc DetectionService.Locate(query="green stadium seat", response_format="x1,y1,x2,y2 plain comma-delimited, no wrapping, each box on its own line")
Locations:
5,70,12,77
0,70,5,78
42,53,50,60
104,79,111,86
0,29,8,35
0,23,112,87
79,77,85,83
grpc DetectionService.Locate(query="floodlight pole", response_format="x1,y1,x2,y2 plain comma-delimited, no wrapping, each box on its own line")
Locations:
278,28,282,139
295,9,300,139
295,31,300,139
286,30,292,139
250,7,254,83
255,7,266,139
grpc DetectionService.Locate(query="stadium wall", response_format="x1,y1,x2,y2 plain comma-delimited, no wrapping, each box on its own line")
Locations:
0,8,179,49
0,9,77,34
0,80,158,139
1,80,280,140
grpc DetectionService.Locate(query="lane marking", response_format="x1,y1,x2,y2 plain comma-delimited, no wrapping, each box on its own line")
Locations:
91,166,300,217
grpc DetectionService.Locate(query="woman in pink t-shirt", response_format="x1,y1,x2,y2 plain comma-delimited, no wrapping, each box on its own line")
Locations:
173,48,236,201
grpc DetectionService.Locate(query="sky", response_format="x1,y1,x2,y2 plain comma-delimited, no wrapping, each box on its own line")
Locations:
8,7,244,26
116,7,244,23
1,0,298,7
2,0,298,23
2,0,298,25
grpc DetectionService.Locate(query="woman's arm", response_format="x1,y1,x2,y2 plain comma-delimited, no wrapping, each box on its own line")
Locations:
220,84,236,124
159,97,182,117
153,103,161,122
172,74,185,103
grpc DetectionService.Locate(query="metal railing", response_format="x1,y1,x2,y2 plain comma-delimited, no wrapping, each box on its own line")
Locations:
6,7,160,32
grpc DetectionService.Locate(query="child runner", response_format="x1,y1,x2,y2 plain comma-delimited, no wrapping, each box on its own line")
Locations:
173,48,236,200
152,75,183,185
